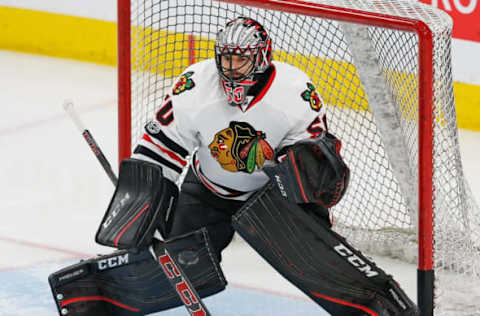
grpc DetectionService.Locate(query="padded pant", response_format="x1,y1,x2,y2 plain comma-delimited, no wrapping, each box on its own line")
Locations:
166,168,244,261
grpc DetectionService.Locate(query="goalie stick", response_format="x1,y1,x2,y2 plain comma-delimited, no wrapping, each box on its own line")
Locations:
63,100,211,316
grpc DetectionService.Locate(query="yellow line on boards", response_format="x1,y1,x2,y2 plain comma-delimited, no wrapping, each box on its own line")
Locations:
0,6,117,65
454,82,480,131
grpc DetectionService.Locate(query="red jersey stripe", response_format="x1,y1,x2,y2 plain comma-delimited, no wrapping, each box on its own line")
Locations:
143,134,187,166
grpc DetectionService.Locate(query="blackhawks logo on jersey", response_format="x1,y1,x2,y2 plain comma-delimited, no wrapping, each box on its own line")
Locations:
301,82,322,112
173,71,195,95
209,121,274,174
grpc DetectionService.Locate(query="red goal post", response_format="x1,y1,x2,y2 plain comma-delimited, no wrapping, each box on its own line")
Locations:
117,1,480,315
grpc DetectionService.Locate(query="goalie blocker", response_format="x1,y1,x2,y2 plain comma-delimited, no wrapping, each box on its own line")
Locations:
96,158,178,249
49,229,226,315
232,181,419,316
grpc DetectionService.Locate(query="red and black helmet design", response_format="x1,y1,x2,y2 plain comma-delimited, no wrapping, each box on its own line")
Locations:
215,17,272,81
215,17,273,106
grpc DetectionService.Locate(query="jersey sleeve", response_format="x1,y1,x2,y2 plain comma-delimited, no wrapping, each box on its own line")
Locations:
131,93,198,185
278,81,328,150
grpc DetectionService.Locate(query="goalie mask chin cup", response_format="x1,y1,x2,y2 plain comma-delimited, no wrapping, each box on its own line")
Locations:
220,76,257,107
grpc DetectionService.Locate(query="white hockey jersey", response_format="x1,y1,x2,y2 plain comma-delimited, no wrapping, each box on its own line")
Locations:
132,59,327,201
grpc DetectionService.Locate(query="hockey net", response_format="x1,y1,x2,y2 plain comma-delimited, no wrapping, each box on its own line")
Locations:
118,0,480,314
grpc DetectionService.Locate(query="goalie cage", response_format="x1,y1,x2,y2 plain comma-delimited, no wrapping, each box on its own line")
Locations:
116,0,480,315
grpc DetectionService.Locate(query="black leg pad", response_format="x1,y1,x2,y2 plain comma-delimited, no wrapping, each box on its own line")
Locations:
49,229,226,316
232,182,418,316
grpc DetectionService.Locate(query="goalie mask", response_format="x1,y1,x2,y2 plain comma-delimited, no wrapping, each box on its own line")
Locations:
215,17,272,107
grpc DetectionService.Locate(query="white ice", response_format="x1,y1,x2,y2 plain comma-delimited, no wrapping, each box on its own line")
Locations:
1,50,479,315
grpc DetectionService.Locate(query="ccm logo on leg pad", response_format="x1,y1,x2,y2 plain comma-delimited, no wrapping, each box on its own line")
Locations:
98,253,130,271
334,243,379,278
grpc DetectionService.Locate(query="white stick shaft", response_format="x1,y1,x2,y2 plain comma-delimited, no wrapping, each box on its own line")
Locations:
63,100,86,133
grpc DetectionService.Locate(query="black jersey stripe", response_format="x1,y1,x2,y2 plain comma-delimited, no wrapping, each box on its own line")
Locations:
134,145,183,174
145,127,189,158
